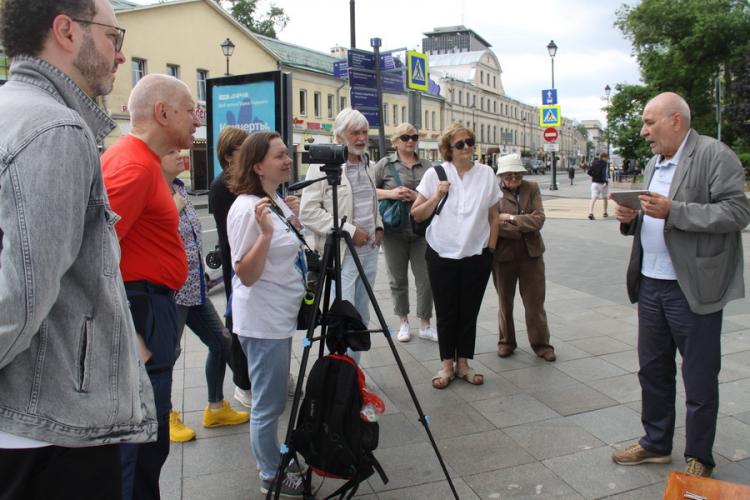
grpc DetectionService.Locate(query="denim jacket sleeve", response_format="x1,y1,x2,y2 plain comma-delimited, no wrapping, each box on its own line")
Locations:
0,125,94,368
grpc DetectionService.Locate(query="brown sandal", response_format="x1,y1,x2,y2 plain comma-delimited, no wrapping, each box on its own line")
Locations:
431,368,455,389
456,367,484,386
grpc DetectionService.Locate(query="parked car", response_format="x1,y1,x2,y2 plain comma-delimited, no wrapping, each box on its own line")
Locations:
524,159,544,175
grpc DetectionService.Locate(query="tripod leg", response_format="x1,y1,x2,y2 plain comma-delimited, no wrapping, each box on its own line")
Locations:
339,232,460,499
269,229,342,499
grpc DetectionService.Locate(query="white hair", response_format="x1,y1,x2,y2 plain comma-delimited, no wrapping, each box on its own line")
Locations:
128,74,191,125
333,108,369,143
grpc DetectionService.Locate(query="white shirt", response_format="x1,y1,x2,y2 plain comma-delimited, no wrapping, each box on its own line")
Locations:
227,194,305,339
0,431,50,449
641,132,689,280
416,161,500,259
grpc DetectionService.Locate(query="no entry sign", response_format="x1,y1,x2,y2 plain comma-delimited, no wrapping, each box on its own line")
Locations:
543,127,558,143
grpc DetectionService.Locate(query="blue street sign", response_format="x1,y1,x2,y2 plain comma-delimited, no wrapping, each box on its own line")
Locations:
348,49,375,71
348,68,376,88
382,71,404,93
359,108,380,128
333,60,348,79
350,87,379,108
542,89,558,105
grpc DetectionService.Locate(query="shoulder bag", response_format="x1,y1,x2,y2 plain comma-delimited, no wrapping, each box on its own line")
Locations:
411,164,448,237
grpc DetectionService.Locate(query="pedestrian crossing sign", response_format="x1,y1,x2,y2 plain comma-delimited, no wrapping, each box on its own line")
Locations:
539,105,561,127
407,50,428,91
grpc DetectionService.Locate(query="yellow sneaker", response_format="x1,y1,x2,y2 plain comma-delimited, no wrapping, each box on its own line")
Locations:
202,400,250,428
169,410,196,442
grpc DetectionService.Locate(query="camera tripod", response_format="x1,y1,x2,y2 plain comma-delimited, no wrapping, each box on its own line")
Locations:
269,156,458,500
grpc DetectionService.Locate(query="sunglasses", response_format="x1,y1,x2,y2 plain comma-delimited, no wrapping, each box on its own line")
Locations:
501,173,524,180
451,138,476,150
399,134,419,142
71,18,126,52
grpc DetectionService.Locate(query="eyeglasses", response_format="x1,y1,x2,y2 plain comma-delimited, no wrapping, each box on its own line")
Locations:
399,134,419,142
451,138,476,150
71,19,126,52
501,173,524,180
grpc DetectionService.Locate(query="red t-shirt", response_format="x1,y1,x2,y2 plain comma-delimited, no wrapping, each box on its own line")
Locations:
101,134,187,290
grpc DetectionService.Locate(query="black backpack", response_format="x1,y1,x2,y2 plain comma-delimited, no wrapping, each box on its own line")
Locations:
291,354,388,499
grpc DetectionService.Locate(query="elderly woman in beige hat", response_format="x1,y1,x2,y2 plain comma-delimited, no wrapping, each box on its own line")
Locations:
492,154,556,362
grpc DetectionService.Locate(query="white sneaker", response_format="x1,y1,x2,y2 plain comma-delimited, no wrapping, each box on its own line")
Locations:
397,323,411,342
419,325,438,342
233,386,252,408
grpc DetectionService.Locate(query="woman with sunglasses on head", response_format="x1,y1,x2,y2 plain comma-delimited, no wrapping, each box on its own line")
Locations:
492,154,556,362
225,131,305,498
411,124,500,389
373,123,437,343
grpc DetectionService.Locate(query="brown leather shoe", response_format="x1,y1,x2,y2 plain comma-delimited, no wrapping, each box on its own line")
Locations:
497,345,514,358
540,350,557,362
685,457,713,477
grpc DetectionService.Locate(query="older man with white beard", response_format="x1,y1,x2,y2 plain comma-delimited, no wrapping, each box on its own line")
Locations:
299,108,383,357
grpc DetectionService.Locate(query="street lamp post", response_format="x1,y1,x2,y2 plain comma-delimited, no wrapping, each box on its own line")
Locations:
547,40,558,190
604,84,612,182
220,38,235,76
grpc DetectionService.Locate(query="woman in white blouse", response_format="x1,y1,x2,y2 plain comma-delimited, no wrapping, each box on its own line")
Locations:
411,124,500,389
225,131,305,497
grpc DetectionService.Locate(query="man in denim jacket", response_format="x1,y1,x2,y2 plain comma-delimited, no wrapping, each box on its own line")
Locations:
0,0,157,498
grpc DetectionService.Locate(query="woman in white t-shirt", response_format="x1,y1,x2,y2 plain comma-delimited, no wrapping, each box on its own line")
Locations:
411,124,500,390
225,131,305,497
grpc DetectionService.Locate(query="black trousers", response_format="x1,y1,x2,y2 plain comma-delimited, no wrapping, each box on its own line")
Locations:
637,276,722,468
226,314,251,391
426,246,492,360
120,282,178,500
0,445,121,500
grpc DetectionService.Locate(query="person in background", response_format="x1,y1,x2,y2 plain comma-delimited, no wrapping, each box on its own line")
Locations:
587,152,609,220
209,126,253,408
226,132,305,498
492,154,556,362
299,108,383,362
373,123,436,343
412,124,500,389
102,74,197,500
160,151,249,443
0,1,156,497
611,92,750,478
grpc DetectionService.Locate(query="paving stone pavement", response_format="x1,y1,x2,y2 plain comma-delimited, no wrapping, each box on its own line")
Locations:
170,181,750,499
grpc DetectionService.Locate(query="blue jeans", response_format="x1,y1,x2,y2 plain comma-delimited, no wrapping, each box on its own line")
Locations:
339,249,378,362
176,302,229,403
239,336,291,480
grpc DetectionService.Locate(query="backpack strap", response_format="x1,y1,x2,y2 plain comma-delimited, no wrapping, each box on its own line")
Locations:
433,165,449,215
388,161,403,187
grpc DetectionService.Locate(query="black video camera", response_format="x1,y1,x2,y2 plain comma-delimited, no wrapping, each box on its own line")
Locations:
305,144,348,165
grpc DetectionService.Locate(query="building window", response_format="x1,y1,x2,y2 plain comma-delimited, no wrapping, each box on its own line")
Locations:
383,103,388,125
480,96,484,111
472,94,476,107
480,123,484,143
494,101,497,113
458,90,462,104
313,91,321,118
480,71,484,84
432,111,436,131
196,69,208,101
166,63,180,79
339,96,347,111
493,126,497,143
299,89,307,116
425,111,429,130
327,94,334,119
131,58,146,87
393,104,399,125
401,106,407,123
493,76,496,88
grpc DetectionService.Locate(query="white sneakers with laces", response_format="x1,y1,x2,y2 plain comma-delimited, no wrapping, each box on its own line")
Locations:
419,325,438,342
397,323,411,342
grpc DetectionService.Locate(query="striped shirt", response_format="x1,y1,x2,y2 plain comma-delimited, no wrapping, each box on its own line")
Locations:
345,159,377,255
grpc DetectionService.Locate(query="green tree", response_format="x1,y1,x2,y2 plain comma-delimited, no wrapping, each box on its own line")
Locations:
607,83,654,164
615,0,750,137
214,0,289,38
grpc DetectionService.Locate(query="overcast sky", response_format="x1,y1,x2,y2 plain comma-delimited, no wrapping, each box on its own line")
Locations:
131,0,644,125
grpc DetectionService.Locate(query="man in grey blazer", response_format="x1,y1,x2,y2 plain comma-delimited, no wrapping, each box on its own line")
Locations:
610,92,750,477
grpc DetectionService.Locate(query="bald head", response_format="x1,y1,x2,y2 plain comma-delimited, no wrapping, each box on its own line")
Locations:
641,92,692,159
645,92,691,130
128,74,191,126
